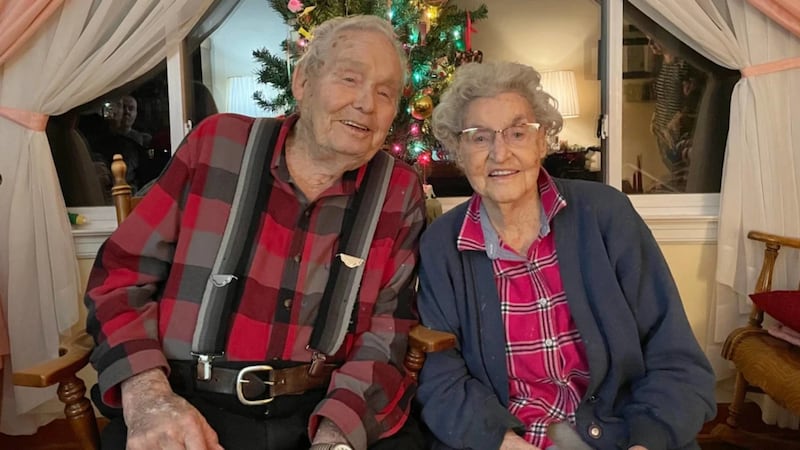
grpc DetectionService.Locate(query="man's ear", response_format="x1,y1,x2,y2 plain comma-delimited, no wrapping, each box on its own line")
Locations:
292,64,309,102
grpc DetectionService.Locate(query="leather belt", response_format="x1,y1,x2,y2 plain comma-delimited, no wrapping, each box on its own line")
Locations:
168,361,337,406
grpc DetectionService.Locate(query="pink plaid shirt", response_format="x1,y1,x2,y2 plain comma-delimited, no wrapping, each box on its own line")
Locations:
456,171,590,448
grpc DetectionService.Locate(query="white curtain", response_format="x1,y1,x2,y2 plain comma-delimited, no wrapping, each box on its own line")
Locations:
0,0,214,434
629,0,800,428
227,75,272,116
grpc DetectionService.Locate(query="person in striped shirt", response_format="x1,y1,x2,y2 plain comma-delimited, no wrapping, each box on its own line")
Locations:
415,61,715,450
85,15,426,450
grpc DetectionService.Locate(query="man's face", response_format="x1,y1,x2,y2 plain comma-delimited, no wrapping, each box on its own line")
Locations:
292,30,403,166
121,97,138,130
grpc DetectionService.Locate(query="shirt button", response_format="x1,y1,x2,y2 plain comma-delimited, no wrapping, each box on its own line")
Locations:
304,209,311,217
544,338,555,348
588,423,602,439
538,298,548,307
293,254,301,263
283,298,292,308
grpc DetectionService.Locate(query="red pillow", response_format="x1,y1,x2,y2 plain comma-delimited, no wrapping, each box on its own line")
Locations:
749,290,800,332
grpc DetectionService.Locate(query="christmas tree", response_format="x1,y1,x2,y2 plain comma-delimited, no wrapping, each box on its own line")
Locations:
252,0,487,166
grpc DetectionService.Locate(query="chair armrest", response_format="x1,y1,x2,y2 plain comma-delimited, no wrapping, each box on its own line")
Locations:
12,331,94,388
748,231,800,249
405,325,456,381
409,324,456,353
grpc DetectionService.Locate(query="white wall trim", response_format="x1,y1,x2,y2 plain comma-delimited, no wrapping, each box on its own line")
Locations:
70,206,117,259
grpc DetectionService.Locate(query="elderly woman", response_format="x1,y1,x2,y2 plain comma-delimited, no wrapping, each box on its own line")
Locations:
415,61,715,450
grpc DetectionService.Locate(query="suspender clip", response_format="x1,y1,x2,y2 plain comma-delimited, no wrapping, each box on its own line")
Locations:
307,349,328,377
191,352,222,381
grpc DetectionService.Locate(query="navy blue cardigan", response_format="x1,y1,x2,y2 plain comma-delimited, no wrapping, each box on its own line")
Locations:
415,179,715,450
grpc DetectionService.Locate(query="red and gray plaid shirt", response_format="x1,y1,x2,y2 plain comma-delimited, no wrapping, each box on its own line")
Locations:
85,114,425,450
456,171,590,448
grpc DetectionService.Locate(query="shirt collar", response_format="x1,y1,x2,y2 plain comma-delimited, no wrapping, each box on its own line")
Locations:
456,169,566,259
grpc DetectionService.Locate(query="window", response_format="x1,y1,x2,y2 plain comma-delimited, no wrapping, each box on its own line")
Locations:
617,2,739,194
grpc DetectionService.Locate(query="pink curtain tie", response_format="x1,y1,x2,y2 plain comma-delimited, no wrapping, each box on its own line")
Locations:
741,56,800,78
0,106,48,131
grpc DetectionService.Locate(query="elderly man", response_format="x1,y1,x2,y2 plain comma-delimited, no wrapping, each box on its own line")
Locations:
85,15,426,450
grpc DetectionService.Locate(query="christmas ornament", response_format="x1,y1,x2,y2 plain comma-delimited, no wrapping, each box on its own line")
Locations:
423,0,449,6
455,50,484,66
465,11,477,51
287,0,304,13
411,94,434,120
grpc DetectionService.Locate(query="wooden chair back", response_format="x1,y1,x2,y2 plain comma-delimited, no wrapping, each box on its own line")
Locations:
110,154,142,223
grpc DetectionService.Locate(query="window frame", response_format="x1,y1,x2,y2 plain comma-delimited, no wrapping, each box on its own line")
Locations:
70,1,719,257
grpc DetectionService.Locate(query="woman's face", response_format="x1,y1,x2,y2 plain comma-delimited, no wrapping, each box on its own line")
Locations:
456,92,547,210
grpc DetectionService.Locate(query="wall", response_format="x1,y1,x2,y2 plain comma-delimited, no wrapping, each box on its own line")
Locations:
660,243,716,349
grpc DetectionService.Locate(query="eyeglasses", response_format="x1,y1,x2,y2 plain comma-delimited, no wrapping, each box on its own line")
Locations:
458,122,542,152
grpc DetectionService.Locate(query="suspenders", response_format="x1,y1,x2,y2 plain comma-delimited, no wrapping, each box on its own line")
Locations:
192,117,280,379
307,151,394,375
191,118,395,379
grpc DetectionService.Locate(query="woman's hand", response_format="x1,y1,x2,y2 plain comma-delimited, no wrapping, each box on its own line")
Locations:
499,430,542,450
122,368,224,450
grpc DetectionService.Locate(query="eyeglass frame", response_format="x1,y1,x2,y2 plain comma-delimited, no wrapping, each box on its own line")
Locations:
457,122,543,152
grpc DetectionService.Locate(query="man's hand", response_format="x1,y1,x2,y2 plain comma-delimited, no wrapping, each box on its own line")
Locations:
122,368,223,450
311,418,352,447
499,430,542,450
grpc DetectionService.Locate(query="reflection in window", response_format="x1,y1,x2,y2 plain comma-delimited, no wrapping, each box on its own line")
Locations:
621,2,739,194
52,0,241,207
49,68,171,206
187,0,285,120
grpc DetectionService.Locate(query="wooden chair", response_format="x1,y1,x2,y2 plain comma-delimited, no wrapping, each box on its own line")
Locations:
13,153,454,450
711,231,800,449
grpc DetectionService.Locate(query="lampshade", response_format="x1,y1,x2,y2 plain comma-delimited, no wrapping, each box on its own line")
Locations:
540,70,580,118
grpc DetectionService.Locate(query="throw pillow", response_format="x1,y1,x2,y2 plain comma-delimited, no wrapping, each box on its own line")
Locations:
750,290,800,333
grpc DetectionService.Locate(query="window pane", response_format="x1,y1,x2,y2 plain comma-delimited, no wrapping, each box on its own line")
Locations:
620,4,739,194
187,0,288,122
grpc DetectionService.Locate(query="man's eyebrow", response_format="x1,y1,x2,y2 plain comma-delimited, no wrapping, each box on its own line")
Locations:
330,58,366,70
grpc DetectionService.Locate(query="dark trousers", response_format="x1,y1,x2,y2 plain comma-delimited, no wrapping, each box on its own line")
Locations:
97,389,426,450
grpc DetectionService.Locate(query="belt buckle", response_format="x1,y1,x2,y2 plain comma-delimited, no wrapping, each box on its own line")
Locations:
235,365,275,405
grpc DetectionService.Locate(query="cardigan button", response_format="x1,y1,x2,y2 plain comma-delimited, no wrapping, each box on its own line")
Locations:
588,423,602,439
589,394,599,403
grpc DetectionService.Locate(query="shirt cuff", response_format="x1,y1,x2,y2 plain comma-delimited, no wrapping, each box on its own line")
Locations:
309,398,368,450
96,346,169,408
